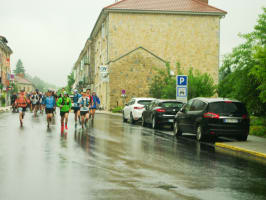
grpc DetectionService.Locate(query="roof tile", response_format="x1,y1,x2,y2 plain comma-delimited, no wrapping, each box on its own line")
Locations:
105,0,226,14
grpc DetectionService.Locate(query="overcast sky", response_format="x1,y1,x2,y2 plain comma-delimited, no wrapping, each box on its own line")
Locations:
0,0,265,87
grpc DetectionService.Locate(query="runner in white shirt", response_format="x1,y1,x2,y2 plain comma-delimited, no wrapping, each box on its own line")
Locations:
30,91,40,117
78,90,91,129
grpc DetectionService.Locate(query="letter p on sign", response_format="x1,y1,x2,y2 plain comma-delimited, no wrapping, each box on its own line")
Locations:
177,75,187,86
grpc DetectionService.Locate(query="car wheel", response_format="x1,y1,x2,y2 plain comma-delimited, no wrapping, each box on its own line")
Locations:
173,121,182,137
152,117,159,129
142,116,147,127
196,125,204,141
237,134,248,141
130,113,135,124
122,112,127,123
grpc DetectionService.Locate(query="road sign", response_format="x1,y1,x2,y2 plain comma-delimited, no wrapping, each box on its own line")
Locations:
99,65,108,73
177,75,188,86
176,75,188,103
177,87,187,97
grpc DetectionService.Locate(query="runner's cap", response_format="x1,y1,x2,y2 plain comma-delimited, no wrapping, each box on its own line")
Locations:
63,91,68,95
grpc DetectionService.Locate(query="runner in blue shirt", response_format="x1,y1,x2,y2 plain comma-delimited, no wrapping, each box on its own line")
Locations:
72,89,82,126
43,90,56,128
90,91,100,120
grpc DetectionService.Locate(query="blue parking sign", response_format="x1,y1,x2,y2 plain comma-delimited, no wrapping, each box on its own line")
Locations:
177,75,188,86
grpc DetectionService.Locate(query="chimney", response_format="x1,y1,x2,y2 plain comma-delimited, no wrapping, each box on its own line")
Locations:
199,0,208,4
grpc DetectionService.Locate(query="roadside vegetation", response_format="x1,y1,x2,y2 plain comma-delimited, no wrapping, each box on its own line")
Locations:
218,8,266,137
148,8,266,137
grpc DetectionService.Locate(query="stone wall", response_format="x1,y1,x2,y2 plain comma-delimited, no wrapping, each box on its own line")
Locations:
109,48,166,109
108,12,220,84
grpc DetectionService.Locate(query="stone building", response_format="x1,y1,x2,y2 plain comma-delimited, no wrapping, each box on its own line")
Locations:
73,0,226,110
0,36,13,106
14,73,35,93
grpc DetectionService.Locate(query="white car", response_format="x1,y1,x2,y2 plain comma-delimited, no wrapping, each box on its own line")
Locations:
123,97,155,124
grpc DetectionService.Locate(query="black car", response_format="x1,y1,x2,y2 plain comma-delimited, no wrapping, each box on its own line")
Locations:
142,99,184,129
173,98,250,141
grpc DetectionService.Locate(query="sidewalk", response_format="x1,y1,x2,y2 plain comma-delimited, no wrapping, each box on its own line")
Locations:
0,106,11,113
95,110,122,117
216,135,266,159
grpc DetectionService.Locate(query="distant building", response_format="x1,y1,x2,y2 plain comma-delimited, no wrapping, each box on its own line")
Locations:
0,35,13,106
73,0,227,110
14,73,35,93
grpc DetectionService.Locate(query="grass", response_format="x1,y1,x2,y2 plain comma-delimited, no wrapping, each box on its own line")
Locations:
250,116,266,137
111,106,123,113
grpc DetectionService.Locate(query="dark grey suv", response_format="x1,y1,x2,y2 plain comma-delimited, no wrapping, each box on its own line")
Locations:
173,98,250,141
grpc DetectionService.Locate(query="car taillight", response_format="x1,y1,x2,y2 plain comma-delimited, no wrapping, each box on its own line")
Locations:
156,108,166,113
224,101,232,103
134,106,144,110
242,114,249,119
203,112,220,119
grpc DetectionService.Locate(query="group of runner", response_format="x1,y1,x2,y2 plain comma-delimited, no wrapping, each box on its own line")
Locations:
13,87,100,131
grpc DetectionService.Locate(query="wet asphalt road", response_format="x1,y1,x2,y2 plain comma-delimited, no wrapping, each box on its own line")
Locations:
0,111,266,200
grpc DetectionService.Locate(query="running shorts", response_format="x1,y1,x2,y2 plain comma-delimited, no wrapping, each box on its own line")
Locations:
45,108,54,114
18,107,26,113
60,111,69,117
80,111,88,116
73,107,80,113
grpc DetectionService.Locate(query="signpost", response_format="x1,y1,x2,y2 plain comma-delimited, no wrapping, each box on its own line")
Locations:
121,89,126,105
176,75,188,103
99,65,109,82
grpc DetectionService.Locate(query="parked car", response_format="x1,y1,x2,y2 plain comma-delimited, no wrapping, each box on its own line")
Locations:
173,98,250,141
123,98,155,124
142,99,184,129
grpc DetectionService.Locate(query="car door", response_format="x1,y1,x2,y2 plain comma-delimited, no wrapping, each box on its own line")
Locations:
124,99,133,119
186,100,207,133
142,102,151,122
177,99,194,133
147,101,156,123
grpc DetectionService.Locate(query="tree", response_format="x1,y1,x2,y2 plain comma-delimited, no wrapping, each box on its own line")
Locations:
218,7,266,116
149,62,216,100
66,72,75,94
13,59,25,75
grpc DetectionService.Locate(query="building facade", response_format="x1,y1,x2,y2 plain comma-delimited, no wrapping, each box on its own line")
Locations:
0,36,13,106
14,74,35,93
73,0,226,110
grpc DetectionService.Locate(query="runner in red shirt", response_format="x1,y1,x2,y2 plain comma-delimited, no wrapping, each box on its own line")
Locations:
15,90,29,127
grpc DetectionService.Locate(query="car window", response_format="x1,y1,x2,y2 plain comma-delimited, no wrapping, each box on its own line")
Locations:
138,100,152,106
130,100,135,105
159,102,183,108
184,99,193,112
208,102,247,115
190,100,206,111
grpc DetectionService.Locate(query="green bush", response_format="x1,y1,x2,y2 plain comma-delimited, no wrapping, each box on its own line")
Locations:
1,94,6,106
149,62,216,99
250,125,266,137
112,106,123,113
250,116,266,126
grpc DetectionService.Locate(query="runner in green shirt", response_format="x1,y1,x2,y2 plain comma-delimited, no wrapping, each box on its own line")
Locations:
57,91,72,131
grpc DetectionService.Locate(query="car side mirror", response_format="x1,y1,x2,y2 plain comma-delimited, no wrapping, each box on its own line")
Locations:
180,107,186,113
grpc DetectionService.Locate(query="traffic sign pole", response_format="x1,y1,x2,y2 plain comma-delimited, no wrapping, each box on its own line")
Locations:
176,75,188,103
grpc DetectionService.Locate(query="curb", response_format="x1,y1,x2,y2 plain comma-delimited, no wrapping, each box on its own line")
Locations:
0,106,11,113
215,142,266,160
96,111,122,117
